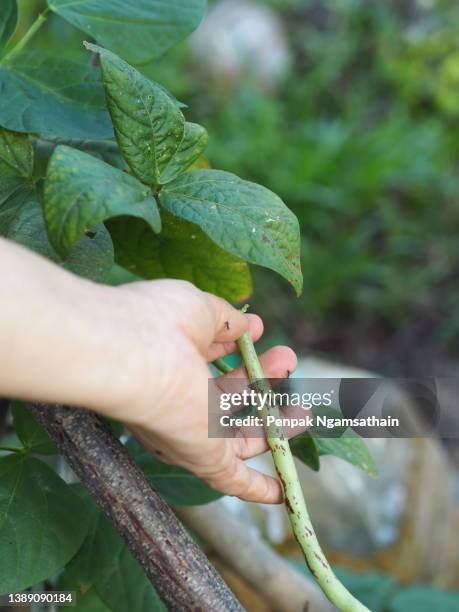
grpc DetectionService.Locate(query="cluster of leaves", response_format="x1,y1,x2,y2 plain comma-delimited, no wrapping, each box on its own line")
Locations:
0,0,206,138
0,30,302,303
41,41,302,300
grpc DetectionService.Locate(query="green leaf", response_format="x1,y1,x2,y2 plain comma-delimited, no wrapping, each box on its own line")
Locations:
160,122,209,184
2,187,114,282
309,406,347,439
104,263,140,286
127,439,222,506
62,508,165,612
50,0,206,66
159,169,303,295
388,586,459,612
0,175,24,203
95,535,166,612
63,512,119,590
0,53,113,138
290,434,320,471
71,588,111,612
12,401,57,455
334,569,397,612
33,138,127,178
44,145,161,256
0,455,91,592
315,434,378,476
306,407,378,475
108,213,253,302
85,43,186,188
0,0,17,51
0,128,33,178
292,561,398,612
0,182,31,234
105,418,124,439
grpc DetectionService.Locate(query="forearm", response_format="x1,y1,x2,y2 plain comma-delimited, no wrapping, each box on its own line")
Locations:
0,239,138,416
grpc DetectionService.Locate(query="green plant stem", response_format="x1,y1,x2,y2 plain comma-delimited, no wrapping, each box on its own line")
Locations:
212,357,234,374
236,330,370,612
0,445,23,453
2,9,50,64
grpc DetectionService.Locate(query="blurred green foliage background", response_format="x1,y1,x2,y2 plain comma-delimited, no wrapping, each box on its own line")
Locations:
18,0,459,373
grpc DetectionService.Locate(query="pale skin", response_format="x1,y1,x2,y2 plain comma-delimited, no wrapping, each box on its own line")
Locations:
0,238,297,504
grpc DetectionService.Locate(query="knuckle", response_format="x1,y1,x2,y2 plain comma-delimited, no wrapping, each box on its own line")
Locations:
206,462,241,494
213,459,238,482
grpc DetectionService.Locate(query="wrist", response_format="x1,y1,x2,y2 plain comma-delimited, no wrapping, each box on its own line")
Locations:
62,279,153,422
0,240,153,420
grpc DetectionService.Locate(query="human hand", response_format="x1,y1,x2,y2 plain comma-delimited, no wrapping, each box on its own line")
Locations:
105,279,297,504
0,239,297,504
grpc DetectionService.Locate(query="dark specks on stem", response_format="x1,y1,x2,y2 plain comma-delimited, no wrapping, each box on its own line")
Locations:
314,552,328,570
285,497,295,514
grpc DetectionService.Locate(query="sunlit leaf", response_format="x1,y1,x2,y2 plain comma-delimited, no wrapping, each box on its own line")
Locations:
159,169,303,294
108,213,252,302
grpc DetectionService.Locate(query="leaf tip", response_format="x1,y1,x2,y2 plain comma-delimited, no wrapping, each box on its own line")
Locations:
368,464,379,478
83,41,101,55
291,270,303,297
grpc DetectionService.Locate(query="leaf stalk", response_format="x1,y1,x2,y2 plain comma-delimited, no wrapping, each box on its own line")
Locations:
2,9,50,64
212,357,234,374
0,445,23,453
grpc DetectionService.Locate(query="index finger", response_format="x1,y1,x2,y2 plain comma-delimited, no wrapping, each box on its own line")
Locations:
205,453,283,504
186,292,250,351
205,293,249,342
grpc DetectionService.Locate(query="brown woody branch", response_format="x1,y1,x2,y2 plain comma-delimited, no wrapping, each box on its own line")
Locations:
27,403,243,612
